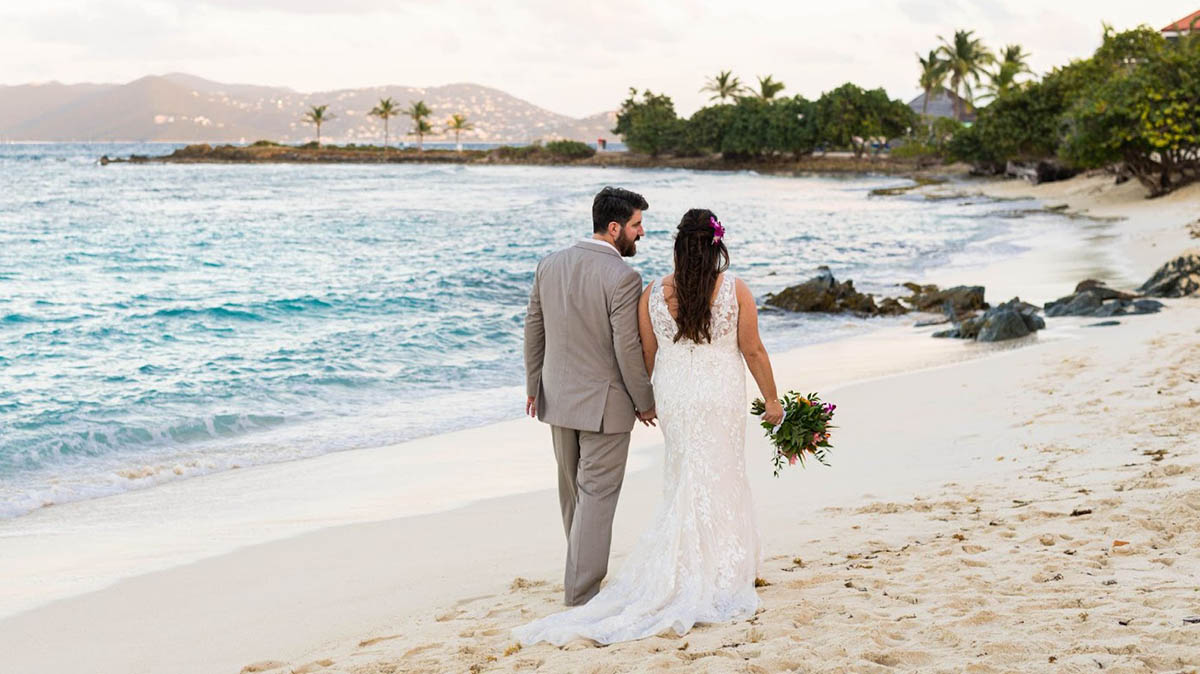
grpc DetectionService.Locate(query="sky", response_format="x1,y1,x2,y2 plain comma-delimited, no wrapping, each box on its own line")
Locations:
0,0,1193,118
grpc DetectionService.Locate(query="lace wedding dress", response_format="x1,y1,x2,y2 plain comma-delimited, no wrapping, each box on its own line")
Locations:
513,274,761,646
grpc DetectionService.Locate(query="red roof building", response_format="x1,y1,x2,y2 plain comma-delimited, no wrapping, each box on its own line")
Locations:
1162,10,1200,40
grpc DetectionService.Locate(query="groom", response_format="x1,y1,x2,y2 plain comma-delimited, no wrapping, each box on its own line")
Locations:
524,186,656,606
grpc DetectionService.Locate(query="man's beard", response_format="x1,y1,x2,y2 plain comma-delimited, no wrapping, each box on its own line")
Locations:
615,228,639,257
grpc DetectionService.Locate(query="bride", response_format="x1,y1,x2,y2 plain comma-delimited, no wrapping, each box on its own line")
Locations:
513,208,785,646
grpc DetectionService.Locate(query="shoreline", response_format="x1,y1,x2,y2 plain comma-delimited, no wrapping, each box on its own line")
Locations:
2,172,1196,673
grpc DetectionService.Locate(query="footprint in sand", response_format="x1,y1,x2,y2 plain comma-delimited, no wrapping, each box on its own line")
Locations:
357,634,403,647
291,660,335,674
509,577,547,591
403,642,442,658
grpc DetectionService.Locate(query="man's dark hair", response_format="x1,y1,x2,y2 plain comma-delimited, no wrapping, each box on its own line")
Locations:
592,186,649,233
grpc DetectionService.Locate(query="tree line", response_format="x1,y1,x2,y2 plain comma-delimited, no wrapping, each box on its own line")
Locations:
300,98,475,151
945,25,1200,196
615,24,1200,196
614,74,916,159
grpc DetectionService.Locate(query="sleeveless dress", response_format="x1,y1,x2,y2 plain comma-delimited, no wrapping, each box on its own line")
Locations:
512,274,762,646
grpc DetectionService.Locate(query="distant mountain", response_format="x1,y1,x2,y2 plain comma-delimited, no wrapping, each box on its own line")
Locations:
0,74,617,144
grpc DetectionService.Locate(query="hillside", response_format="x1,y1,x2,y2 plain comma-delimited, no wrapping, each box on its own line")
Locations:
0,75,616,143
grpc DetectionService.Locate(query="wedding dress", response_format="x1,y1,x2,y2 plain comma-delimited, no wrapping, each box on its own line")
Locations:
513,273,761,646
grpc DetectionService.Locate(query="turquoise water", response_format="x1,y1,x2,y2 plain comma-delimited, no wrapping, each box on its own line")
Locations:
0,143,1037,517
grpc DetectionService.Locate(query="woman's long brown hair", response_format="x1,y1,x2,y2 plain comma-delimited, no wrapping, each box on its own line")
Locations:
671,208,730,343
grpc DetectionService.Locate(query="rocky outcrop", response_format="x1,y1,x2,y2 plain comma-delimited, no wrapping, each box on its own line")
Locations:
1045,279,1163,317
933,298,1045,342
765,267,909,317
902,283,988,315
1139,252,1200,298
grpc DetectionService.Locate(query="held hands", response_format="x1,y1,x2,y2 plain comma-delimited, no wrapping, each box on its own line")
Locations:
637,408,657,427
527,396,658,428
761,399,784,426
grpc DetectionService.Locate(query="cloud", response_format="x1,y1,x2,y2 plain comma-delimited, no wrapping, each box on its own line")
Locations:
0,0,1184,118
898,0,962,25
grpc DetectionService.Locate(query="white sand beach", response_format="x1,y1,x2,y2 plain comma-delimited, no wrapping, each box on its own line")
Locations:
1,174,1197,674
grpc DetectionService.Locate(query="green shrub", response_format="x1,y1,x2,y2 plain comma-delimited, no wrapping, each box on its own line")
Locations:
250,139,281,147
493,144,541,160
544,139,596,159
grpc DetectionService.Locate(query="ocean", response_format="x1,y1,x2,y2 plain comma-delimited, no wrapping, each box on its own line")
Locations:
0,142,1048,518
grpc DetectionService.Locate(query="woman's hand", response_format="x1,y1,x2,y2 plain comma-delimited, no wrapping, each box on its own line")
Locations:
762,399,784,426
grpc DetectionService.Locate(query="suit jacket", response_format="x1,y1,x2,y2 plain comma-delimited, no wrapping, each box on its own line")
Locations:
524,241,655,434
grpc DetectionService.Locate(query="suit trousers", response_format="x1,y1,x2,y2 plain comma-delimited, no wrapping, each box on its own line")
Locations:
550,425,631,606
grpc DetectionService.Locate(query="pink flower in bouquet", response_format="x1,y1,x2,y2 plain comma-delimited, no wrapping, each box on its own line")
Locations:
788,455,798,465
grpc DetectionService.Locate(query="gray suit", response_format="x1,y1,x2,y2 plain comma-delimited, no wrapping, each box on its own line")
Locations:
524,240,655,605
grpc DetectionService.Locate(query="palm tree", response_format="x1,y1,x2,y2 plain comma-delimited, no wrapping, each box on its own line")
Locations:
368,97,400,150
302,105,335,147
407,100,432,151
978,44,1033,104
700,70,744,102
916,50,947,115
937,29,994,121
446,113,473,152
754,75,785,100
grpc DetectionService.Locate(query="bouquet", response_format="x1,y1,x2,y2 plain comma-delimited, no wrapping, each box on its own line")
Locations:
750,391,837,476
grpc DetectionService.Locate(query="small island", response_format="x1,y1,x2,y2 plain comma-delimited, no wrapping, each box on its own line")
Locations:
103,139,934,176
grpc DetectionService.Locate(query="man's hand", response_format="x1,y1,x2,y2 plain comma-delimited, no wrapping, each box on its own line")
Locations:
637,408,657,427
525,396,537,418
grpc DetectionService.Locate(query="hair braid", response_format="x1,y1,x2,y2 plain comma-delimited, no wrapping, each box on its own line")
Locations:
671,208,730,343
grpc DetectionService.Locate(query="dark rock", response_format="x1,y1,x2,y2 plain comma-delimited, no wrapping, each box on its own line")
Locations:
1094,299,1129,317
958,316,984,339
1139,252,1200,298
1085,320,1121,327
906,284,988,314
978,310,1031,342
1046,290,1103,317
1092,298,1164,317
1045,279,1149,318
1132,299,1165,313
811,265,836,286
935,297,1045,343
766,267,902,317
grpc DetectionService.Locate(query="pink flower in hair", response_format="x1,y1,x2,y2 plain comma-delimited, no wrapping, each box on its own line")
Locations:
710,216,725,245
